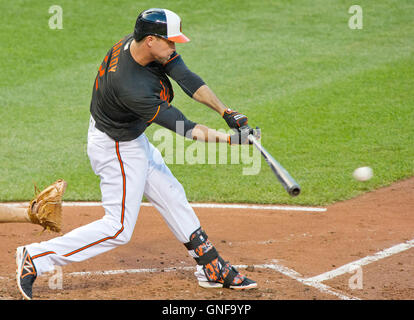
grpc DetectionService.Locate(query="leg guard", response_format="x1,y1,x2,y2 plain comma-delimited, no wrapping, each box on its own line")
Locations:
184,228,246,288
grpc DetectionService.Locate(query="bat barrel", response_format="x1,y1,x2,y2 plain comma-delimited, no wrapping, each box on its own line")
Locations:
248,133,301,197
268,156,301,197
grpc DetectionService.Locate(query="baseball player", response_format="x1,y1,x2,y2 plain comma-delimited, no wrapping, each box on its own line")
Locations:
16,8,259,300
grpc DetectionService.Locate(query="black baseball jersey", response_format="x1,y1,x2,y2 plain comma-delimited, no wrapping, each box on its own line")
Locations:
90,34,205,141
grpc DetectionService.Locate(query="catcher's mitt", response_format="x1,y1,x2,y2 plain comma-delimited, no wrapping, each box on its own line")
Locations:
28,179,67,233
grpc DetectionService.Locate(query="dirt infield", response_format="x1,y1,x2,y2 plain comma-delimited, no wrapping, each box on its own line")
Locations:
1,178,413,300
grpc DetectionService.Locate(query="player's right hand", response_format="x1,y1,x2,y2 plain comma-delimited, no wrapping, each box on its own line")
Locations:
228,126,260,145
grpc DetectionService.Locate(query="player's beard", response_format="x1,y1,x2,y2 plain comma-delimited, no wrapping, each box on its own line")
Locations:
154,54,171,65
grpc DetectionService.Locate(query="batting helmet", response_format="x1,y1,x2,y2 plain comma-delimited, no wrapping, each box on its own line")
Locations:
133,8,190,43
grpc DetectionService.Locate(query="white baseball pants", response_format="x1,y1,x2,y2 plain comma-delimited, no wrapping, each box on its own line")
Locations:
26,116,200,276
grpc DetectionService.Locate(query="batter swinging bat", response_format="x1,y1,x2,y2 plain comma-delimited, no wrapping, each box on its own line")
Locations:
248,131,301,197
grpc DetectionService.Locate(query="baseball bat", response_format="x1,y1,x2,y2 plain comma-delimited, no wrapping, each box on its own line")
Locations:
248,133,301,197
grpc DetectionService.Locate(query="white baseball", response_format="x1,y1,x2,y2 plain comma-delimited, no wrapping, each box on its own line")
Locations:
353,166,373,181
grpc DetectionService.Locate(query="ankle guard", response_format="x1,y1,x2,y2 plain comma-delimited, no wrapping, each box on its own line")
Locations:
184,228,219,265
184,228,243,287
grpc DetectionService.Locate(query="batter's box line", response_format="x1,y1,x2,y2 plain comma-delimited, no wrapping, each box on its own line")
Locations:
3,240,411,300
64,262,358,300
0,262,354,300
59,236,414,300
305,238,414,283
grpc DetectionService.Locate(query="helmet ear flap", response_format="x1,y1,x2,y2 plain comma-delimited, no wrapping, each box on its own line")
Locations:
133,26,141,42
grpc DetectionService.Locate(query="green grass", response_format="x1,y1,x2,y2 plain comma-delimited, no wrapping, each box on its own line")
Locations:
0,0,413,204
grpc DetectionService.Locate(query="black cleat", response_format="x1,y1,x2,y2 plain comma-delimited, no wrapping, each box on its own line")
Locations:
16,246,37,300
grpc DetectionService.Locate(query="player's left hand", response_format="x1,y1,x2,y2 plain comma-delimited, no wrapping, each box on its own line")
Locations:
228,126,260,145
222,108,248,130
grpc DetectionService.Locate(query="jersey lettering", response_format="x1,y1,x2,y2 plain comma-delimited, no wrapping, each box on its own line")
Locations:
108,39,124,73
95,38,124,90
95,55,108,90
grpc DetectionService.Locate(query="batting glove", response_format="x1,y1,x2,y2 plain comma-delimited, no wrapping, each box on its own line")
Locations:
222,108,248,130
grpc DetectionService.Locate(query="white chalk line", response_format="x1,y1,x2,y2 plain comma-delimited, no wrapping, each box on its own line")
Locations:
1,201,327,212
0,262,356,299
305,238,414,283
48,238,414,300
262,262,359,300
2,238,413,299
64,262,357,300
